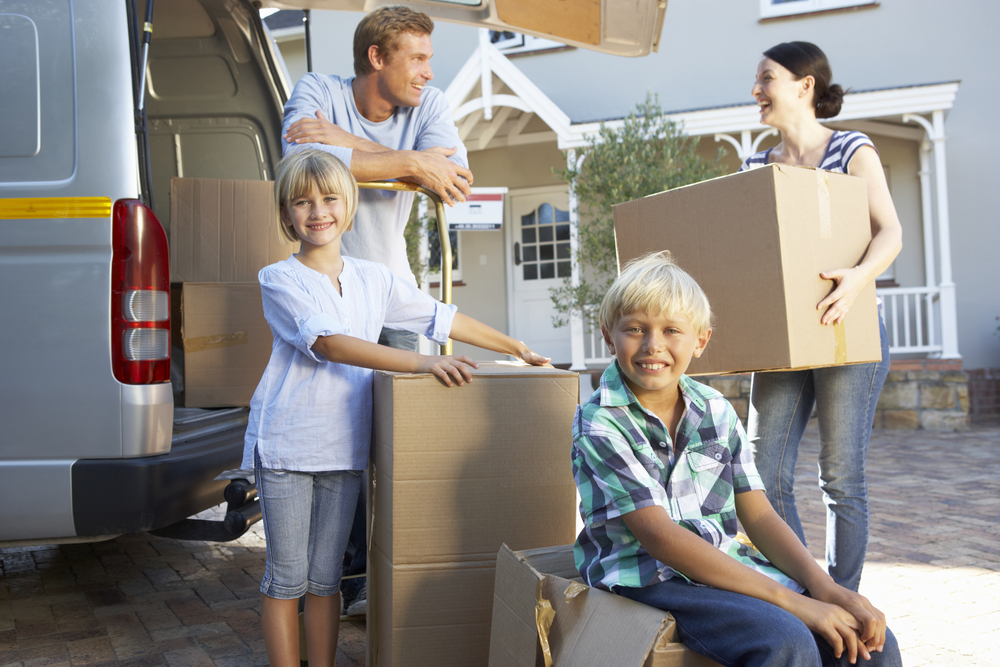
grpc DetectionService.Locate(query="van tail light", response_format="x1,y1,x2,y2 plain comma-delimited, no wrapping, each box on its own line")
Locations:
112,199,170,384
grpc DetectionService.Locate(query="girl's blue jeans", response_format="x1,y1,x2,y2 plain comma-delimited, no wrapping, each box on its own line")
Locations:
748,318,891,591
615,578,901,667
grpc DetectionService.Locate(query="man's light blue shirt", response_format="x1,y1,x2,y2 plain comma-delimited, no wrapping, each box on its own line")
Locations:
282,74,468,283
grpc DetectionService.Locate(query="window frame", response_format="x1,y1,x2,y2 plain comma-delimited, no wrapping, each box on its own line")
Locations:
759,0,878,19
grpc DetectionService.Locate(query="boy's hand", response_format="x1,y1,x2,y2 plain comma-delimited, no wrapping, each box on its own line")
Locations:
786,595,868,663
418,355,479,387
812,583,887,656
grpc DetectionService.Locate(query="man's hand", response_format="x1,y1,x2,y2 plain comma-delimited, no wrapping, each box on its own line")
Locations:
284,110,388,152
400,146,474,206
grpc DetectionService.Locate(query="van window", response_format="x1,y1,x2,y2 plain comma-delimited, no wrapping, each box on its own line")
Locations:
0,1,75,183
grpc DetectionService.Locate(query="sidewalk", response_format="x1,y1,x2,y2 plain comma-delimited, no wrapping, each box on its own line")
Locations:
1,424,997,666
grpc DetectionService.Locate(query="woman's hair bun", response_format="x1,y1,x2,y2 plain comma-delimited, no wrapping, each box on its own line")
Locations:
815,83,844,119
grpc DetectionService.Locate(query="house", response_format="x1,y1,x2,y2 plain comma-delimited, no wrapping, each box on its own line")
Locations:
265,0,999,427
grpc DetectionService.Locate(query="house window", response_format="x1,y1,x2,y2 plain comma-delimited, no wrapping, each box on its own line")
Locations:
488,30,565,55
759,0,878,19
520,203,571,281
428,227,461,283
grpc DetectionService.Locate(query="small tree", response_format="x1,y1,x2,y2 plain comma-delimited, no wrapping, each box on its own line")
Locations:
551,94,727,328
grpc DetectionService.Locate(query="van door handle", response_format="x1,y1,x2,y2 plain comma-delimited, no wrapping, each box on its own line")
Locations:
514,242,521,265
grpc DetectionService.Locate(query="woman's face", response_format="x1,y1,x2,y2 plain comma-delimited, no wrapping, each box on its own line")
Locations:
752,56,813,126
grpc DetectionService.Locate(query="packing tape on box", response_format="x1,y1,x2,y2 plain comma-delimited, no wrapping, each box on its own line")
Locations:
563,581,588,599
183,330,248,353
817,170,832,240
834,322,847,364
535,593,556,667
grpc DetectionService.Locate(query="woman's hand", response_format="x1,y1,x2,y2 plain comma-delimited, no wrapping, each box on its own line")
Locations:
417,355,478,387
811,583,887,656
817,265,868,325
784,594,869,663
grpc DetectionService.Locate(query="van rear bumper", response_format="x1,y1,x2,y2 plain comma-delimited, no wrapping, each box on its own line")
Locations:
72,426,246,536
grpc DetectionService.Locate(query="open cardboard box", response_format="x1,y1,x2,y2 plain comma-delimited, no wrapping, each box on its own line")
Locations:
489,544,721,667
368,364,580,666
172,282,272,408
612,164,881,375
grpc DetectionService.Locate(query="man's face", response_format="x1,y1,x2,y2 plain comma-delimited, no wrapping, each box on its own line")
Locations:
375,31,434,108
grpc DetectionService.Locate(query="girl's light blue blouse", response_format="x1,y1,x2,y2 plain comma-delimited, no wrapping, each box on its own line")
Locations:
242,255,456,472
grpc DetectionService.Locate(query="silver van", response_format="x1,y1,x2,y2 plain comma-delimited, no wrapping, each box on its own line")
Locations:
0,0,664,545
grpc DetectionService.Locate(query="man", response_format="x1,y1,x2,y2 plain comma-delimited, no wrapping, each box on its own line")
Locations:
281,5,473,616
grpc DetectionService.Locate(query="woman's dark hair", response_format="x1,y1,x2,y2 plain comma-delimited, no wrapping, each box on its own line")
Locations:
764,41,844,119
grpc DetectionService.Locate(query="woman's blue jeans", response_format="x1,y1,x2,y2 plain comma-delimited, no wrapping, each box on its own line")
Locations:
748,318,890,592
615,578,901,667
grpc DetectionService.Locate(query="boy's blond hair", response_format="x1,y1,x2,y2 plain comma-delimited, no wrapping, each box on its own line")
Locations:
353,5,434,76
598,251,713,334
274,149,359,244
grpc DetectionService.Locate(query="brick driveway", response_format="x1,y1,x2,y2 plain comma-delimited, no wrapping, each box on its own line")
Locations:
2,423,998,666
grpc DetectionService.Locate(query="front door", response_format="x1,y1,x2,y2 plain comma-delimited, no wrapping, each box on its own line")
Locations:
509,190,572,364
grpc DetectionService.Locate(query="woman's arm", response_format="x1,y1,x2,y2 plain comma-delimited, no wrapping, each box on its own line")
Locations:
736,489,887,657
816,145,903,325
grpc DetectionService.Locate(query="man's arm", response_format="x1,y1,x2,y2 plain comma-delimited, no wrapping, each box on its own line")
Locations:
281,77,472,204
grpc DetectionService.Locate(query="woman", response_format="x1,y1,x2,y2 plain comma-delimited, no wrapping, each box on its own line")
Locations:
741,42,902,593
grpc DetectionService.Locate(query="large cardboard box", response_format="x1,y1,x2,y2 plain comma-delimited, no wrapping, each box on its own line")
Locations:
612,164,881,375
368,364,580,667
489,544,721,667
169,177,296,282
177,282,271,408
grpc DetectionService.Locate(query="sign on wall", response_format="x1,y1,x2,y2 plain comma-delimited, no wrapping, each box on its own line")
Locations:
447,187,508,230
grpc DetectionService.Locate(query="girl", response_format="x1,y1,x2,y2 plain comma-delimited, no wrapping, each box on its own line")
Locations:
741,42,903,593
243,149,549,667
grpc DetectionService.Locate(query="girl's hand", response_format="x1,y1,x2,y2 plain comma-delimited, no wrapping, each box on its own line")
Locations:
817,266,868,325
812,583,887,656
514,345,552,366
785,594,868,663
418,355,479,387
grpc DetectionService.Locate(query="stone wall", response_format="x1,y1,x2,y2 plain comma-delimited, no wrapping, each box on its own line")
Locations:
583,359,970,432
875,359,969,431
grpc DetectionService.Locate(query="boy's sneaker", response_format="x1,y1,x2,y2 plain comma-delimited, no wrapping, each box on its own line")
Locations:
345,582,367,617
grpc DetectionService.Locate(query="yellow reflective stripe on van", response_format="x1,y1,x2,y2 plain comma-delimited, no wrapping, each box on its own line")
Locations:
0,197,113,219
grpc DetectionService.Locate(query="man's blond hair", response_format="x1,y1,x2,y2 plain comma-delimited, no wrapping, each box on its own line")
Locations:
274,149,359,244
598,251,713,334
353,5,434,76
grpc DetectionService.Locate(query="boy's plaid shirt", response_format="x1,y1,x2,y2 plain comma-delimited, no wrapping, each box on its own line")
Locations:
572,362,804,593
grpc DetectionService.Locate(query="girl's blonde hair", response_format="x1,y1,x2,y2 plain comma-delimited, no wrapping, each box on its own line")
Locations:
598,251,713,334
274,149,359,244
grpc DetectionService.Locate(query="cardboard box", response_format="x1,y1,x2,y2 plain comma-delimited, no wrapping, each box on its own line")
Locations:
177,282,270,408
368,364,580,666
612,164,881,375
169,177,297,282
489,544,721,667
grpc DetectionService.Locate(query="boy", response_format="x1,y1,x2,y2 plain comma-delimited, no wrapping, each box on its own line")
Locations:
572,252,901,667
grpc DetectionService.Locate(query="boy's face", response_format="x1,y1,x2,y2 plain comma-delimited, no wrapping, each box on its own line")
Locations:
603,310,711,404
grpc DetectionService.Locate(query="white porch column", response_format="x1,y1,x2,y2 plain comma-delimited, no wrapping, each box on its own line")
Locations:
904,111,960,359
568,149,587,371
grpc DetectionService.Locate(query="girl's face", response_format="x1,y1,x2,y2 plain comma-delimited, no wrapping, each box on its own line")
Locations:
282,182,348,251
752,57,814,126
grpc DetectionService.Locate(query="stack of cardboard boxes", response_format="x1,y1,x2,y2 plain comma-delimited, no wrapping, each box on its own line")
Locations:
368,364,580,666
168,177,296,407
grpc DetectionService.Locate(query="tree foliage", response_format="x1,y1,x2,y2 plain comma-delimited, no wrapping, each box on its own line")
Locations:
551,94,728,327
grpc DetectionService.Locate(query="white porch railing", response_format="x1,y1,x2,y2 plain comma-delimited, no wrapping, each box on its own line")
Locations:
577,285,945,369
878,286,943,355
